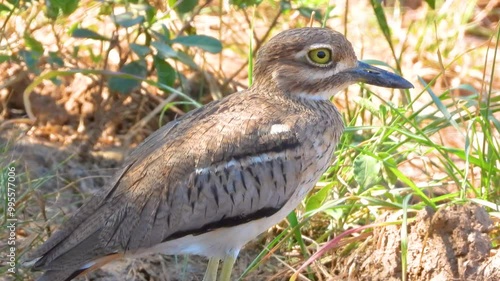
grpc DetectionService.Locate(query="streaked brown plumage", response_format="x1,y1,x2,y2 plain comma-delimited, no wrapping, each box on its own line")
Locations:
23,27,412,281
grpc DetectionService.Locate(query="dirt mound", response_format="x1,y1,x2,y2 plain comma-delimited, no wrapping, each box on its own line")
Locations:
333,204,499,281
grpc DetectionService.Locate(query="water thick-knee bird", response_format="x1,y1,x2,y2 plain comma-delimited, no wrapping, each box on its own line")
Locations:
22,27,413,281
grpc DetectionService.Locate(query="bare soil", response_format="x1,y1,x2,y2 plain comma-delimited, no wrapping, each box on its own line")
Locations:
329,204,499,281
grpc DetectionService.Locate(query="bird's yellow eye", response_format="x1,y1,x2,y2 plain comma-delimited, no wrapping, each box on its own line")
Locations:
307,48,332,65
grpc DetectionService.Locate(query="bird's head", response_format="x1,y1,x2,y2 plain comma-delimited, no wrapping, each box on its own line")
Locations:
253,27,413,100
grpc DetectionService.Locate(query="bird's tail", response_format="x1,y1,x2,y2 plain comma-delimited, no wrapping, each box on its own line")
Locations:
33,253,123,281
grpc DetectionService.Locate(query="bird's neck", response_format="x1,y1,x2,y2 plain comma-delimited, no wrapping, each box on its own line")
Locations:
252,70,346,101
251,77,336,103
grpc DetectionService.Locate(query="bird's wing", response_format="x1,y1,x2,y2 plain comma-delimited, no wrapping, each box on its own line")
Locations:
25,93,311,280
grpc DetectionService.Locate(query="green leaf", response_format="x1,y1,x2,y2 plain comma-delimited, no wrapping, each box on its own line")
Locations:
50,77,62,85
151,25,171,42
172,35,222,53
72,28,110,41
230,0,263,9
370,0,392,42
379,152,398,187
280,0,291,11
113,12,145,28
174,50,198,69
386,166,436,209
130,43,151,57
145,4,156,24
19,50,41,73
0,4,12,11
171,0,198,14
286,212,309,261
47,0,79,17
154,56,176,87
419,76,462,132
99,2,112,15
88,46,103,63
152,41,177,58
323,208,344,221
152,41,199,69
161,25,171,41
72,46,80,58
297,7,323,22
48,52,64,66
305,184,332,213
353,154,381,190
424,0,435,9
23,34,43,54
0,55,11,63
108,60,147,94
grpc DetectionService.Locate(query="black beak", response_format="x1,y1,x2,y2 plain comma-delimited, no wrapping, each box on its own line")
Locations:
347,61,413,89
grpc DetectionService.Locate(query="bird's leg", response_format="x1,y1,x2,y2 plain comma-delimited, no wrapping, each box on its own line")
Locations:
203,258,220,281
219,255,237,281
